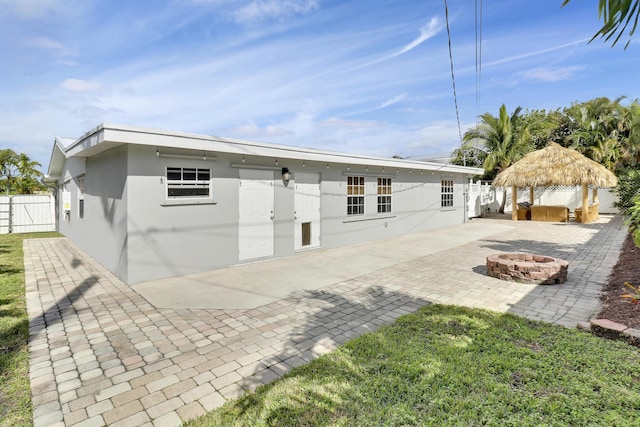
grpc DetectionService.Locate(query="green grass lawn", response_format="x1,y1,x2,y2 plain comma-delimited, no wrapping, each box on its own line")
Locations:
3,233,640,426
188,304,640,427
0,232,61,427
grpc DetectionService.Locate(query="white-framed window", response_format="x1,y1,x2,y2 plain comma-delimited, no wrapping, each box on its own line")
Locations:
77,175,85,219
347,176,365,216
441,179,454,208
377,177,392,213
166,167,211,199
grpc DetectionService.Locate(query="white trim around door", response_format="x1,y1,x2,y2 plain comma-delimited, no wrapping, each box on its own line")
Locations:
294,172,321,251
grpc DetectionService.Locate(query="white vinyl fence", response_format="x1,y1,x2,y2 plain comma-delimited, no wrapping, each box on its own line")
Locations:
467,181,618,218
0,194,56,234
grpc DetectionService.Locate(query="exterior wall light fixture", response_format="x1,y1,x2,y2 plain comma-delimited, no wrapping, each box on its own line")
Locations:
282,167,292,182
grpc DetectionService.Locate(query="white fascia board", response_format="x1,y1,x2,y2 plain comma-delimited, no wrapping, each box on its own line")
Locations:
64,124,107,157
45,137,73,183
61,123,485,176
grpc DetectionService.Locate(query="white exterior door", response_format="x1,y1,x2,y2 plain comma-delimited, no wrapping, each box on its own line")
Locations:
294,172,321,250
239,169,274,261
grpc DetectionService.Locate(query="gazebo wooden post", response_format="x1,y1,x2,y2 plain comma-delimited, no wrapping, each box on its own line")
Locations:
593,187,599,204
582,184,589,223
529,187,534,205
512,185,518,221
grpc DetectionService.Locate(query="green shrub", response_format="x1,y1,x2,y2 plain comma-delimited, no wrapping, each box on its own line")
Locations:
614,169,640,213
626,193,640,247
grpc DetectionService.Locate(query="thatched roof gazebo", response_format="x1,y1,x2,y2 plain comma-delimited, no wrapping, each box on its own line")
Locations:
493,142,618,223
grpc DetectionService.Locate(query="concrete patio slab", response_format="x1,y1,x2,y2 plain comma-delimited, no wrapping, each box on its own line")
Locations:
24,214,628,426
132,220,515,310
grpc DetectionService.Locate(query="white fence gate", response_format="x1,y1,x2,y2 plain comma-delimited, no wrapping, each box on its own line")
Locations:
467,182,618,218
0,194,56,234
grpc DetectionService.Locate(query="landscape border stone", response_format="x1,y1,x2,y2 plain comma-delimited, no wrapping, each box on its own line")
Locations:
579,318,640,348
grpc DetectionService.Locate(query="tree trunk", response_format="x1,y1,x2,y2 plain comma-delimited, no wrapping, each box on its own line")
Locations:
499,188,507,214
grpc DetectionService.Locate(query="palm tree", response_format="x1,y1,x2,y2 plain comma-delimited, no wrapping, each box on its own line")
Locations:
619,100,640,169
0,149,18,195
0,150,46,194
462,104,532,213
559,97,629,171
15,153,45,194
563,0,640,49
518,108,561,150
588,137,621,171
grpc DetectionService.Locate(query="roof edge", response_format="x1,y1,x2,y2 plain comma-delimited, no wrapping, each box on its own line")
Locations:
44,137,71,183
52,123,485,176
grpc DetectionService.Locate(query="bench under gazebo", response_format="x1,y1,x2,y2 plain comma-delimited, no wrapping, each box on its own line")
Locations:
492,142,618,224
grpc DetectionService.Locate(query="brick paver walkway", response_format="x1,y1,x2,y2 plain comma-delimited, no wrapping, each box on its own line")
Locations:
25,215,628,426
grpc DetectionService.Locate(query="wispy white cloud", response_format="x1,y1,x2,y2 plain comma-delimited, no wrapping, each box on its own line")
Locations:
341,93,408,118
319,118,382,129
483,39,589,69
353,17,444,72
24,36,77,57
0,0,66,19
232,0,318,24
379,93,407,109
182,0,229,4
394,17,443,57
226,123,293,138
60,79,102,92
520,66,584,82
410,120,471,153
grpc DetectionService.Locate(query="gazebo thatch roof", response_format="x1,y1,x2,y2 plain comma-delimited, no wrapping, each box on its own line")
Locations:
493,142,618,188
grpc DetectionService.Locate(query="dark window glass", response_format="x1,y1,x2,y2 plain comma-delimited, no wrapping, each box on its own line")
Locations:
167,168,182,181
198,169,210,180
183,168,197,180
166,167,211,198
168,185,209,197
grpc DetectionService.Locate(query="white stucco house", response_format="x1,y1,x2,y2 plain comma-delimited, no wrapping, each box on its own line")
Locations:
45,123,483,285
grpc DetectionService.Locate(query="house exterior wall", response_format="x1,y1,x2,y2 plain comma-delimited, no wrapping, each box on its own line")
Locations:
50,125,480,285
111,147,470,285
125,145,238,284
58,146,129,281
318,169,465,249
124,146,298,284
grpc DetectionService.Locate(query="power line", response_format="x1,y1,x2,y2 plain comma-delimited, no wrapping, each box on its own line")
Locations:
443,0,462,146
443,0,483,167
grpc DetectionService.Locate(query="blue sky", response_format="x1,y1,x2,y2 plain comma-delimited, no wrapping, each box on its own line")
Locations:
1,0,639,171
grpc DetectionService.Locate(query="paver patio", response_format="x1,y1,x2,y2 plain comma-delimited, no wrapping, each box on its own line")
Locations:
24,214,628,426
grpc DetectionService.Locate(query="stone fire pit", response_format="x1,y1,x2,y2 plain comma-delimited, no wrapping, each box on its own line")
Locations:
486,253,569,285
